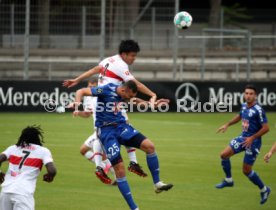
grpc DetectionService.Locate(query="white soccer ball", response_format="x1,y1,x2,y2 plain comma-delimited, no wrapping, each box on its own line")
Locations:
56,106,65,113
174,11,193,29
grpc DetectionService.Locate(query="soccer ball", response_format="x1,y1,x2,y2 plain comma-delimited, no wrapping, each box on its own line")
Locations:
174,11,192,29
56,105,65,113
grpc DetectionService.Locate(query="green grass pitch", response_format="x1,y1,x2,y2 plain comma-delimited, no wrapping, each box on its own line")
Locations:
0,112,276,210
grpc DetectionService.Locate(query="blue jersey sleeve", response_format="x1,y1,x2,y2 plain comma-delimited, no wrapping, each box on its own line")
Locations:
257,107,268,124
91,86,105,96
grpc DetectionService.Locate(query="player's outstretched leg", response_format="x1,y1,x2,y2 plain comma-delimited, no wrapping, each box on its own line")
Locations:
215,159,234,188
216,146,235,189
245,169,271,205
146,152,173,193
113,162,139,210
117,177,139,210
140,139,173,193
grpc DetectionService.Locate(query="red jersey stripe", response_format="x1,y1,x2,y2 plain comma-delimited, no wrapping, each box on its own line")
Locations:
100,67,124,81
9,155,43,170
25,158,43,170
9,155,21,165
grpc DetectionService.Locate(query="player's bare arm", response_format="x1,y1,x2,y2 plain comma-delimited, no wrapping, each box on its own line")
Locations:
73,111,92,118
0,153,7,184
63,66,102,88
242,123,269,148
217,114,241,133
264,142,276,163
75,88,93,104
132,79,157,102
43,162,57,183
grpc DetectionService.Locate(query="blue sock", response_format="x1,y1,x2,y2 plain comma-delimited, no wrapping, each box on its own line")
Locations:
146,152,160,184
117,177,138,210
247,171,265,190
221,159,232,178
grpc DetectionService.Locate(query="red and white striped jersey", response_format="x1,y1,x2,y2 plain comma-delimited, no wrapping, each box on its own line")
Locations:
1,144,53,195
98,54,135,86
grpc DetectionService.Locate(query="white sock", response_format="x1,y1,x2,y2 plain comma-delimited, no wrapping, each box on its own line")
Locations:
125,146,137,163
84,151,95,163
102,159,116,178
261,186,267,192
225,177,233,183
93,139,103,167
102,159,111,167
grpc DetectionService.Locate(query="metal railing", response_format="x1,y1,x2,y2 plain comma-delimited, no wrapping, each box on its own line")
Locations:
1,1,276,81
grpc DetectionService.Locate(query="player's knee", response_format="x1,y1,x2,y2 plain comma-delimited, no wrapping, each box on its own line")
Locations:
80,145,88,155
242,166,251,175
140,139,155,154
146,142,155,154
220,152,228,160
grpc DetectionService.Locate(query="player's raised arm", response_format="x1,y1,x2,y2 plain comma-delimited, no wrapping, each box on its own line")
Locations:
73,111,92,118
63,66,102,88
132,79,157,104
75,88,93,104
217,114,241,133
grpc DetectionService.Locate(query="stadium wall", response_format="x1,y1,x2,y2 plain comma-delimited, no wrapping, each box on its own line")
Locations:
0,81,275,112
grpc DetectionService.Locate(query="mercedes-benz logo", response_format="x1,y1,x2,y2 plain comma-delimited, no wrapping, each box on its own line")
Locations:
175,83,200,111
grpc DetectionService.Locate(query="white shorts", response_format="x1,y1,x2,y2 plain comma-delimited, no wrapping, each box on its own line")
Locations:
84,131,98,149
0,192,34,210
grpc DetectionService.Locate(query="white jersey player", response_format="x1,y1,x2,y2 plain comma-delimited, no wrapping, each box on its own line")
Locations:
0,126,56,210
63,40,156,177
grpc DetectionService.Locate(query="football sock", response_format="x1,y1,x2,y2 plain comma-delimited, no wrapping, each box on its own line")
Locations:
261,186,267,193
221,159,232,179
84,151,95,163
117,177,138,210
247,171,265,190
125,146,137,163
225,177,233,183
93,140,103,167
102,159,116,177
146,152,160,184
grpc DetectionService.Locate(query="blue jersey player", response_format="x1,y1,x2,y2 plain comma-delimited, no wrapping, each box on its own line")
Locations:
73,80,173,210
216,85,270,205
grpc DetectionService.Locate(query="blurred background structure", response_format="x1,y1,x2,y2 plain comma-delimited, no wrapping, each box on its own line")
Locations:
0,0,276,81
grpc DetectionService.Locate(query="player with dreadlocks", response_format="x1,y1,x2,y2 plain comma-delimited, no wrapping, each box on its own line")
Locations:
0,125,57,210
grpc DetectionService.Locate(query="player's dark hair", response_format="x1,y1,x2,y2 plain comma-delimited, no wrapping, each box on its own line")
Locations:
88,78,98,86
119,40,140,54
16,125,44,147
244,84,257,94
124,80,138,93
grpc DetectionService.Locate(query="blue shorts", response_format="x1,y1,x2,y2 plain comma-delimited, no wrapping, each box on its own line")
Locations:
98,124,146,166
229,136,262,165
